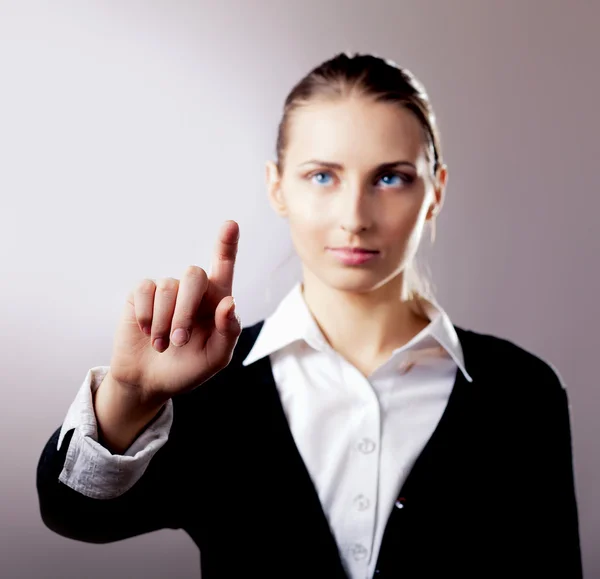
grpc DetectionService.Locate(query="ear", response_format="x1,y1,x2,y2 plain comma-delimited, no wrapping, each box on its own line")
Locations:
266,160,288,218
426,163,448,221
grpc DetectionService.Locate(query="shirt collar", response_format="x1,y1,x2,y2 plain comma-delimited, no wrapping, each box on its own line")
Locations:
242,281,473,383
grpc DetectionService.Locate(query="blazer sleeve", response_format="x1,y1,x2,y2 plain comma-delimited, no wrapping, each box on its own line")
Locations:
522,362,583,578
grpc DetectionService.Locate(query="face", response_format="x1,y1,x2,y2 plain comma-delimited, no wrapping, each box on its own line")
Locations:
266,96,446,296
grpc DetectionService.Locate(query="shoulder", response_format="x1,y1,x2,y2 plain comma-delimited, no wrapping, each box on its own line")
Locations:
455,325,567,396
456,327,574,437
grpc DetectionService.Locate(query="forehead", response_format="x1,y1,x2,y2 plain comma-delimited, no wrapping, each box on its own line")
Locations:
284,97,428,166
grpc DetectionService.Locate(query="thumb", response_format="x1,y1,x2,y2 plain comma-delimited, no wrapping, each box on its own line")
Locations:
210,295,242,352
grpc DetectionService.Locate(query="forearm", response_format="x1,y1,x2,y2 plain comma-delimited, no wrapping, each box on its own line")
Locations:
93,371,168,455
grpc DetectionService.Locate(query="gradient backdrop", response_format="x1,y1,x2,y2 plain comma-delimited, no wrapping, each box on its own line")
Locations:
1,1,598,577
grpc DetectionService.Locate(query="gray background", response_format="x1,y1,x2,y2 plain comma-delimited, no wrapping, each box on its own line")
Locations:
1,0,598,577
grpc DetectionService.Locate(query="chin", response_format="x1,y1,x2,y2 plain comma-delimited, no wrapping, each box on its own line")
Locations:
314,269,394,294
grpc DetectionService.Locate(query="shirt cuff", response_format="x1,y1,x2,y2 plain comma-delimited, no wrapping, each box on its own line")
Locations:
57,366,173,499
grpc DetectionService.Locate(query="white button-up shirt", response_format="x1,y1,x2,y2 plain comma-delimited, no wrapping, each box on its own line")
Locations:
57,281,472,579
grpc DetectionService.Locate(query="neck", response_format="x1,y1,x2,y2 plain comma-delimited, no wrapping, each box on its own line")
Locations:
300,271,431,366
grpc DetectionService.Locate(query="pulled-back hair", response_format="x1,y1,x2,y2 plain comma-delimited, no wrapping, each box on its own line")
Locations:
275,52,442,309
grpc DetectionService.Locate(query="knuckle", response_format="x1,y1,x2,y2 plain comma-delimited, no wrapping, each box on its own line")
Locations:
156,277,179,293
136,278,156,294
184,265,207,280
216,250,232,263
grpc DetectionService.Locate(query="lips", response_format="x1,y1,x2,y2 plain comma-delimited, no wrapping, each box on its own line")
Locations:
327,247,380,265
329,247,379,253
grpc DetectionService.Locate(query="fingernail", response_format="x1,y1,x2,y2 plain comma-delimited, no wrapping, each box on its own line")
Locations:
153,337,168,352
171,328,189,346
227,298,237,320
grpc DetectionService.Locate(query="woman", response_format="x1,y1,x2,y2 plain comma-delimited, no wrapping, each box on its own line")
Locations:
36,53,582,578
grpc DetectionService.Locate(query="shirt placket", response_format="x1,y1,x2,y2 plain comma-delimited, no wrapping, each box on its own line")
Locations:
337,358,381,579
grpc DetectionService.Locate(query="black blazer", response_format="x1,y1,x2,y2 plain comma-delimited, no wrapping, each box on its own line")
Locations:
37,323,583,578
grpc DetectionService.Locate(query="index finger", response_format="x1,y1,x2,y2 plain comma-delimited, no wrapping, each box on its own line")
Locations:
209,220,240,296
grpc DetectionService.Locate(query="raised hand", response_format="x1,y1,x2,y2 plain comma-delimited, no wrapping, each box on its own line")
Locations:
107,220,242,405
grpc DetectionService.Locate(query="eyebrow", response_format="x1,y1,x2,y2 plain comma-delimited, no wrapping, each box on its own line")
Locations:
298,159,417,171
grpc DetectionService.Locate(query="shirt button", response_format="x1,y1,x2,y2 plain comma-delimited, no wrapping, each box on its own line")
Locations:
350,543,369,561
357,438,376,454
354,494,370,511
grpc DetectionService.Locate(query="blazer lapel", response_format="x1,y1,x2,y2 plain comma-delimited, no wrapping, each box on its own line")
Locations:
237,321,348,576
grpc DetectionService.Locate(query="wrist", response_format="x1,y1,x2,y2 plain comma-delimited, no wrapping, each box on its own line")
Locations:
94,371,169,454
104,371,169,417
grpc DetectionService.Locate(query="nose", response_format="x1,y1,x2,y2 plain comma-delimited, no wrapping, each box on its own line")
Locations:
341,222,368,234
340,185,372,234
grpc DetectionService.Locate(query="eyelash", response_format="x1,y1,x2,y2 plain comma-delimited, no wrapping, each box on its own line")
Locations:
307,170,413,188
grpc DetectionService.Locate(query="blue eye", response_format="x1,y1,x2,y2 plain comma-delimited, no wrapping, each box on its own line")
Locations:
378,173,405,187
310,172,333,185
308,170,412,188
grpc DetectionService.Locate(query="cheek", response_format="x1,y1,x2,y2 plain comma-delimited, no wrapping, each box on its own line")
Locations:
285,194,332,239
288,212,329,252
286,209,335,265
382,211,416,235
396,204,430,256
380,197,427,239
